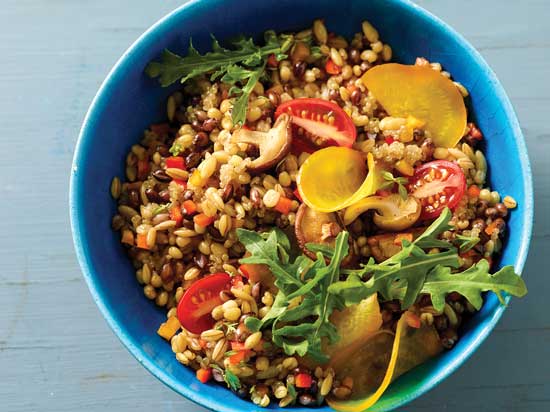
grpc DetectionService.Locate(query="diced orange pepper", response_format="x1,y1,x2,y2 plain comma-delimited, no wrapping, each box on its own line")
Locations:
199,339,208,349
468,184,481,198
194,213,215,227
157,316,181,340
295,373,313,388
229,350,249,365
169,204,183,227
196,368,212,383
393,233,413,246
136,233,150,250
485,220,499,236
137,159,150,181
230,341,247,351
274,196,293,214
182,200,197,215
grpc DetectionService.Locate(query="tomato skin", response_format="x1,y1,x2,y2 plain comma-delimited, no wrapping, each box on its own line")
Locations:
275,98,357,148
176,273,231,334
409,160,466,219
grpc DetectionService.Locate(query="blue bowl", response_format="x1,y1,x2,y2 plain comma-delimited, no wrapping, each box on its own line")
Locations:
70,0,533,410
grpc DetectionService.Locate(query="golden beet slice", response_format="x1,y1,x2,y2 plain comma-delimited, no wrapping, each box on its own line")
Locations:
362,63,467,148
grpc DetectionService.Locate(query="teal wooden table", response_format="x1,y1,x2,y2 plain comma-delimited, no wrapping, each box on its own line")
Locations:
1,1,548,411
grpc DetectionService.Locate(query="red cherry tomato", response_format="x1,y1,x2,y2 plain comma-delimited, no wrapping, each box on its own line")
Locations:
409,160,466,219
176,273,231,334
275,98,357,148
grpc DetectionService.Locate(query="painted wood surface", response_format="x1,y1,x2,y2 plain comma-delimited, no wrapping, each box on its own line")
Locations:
0,0,548,411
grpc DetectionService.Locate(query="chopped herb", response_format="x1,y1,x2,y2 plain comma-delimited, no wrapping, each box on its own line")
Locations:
169,142,184,156
223,350,238,357
152,203,171,216
454,233,480,253
286,383,297,404
224,368,241,392
380,171,409,200
146,31,294,125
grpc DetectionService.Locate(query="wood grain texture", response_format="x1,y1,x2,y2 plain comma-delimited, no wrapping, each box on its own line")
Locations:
0,0,547,411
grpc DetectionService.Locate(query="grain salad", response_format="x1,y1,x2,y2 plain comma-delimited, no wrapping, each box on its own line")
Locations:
111,19,527,410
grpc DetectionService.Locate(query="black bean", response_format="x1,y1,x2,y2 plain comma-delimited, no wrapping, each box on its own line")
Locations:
202,118,218,132
145,188,163,203
127,189,140,209
236,387,248,398
475,200,488,216
155,144,170,157
193,131,210,148
349,48,361,64
309,379,318,395
250,188,262,208
298,394,315,406
245,144,260,158
421,137,435,159
191,119,203,132
194,253,208,269
222,183,234,202
185,152,202,169
328,89,340,102
208,226,224,242
360,61,371,72
267,90,280,107
182,189,194,201
152,169,171,183
471,218,486,232
441,328,458,349
158,189,171,203
495,203,508,217
350,89,362,105
493,217,506,233
161,263,174,283
485,207,498,218
293,61,307,79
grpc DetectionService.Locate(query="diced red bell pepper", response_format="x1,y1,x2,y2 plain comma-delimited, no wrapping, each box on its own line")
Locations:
182,200,197,215
228,350,249,365
295,373,313,388
166,156,186,170
267,53,278,68
293,189,303,202
325,59,341,75
136,234,149,250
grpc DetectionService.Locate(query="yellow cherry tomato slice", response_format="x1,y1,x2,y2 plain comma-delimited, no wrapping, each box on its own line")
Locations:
361,63,467,148
328,312,442,412
297,147,381,213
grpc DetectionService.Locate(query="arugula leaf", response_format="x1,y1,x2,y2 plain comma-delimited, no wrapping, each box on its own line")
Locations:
224,369,241,392
237,228,348,362
330,208,527,312
146,31,293,125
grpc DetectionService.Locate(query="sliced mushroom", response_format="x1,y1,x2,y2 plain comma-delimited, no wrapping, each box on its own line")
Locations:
295,203,343,259
343,194,421,231
232,113,292,173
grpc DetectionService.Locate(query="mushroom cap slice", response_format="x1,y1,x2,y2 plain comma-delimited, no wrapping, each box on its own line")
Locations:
231,113,292,173
295,203,343,259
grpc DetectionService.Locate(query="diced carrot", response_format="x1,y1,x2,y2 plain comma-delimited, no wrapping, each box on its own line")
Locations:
228,350,249,365
393,233,413,246
274,196,293,214
468,184,481,198
169,204,183,226
404,312,421,329
166,156,186,170
136,233,150,250
325,59,341,75
194,213,215,227
182,200,197,215
295,373,313,388
137,159,150,181
196,368,212,383
121,230,134,245
173,179,187,189
346,84,358,94
230,341,247,351
485,221,499,236
157,316,181,340
293,189,303,202
199,339,208,349
151,123,171,136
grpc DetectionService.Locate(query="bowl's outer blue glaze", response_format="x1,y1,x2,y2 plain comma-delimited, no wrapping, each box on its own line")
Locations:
70,0,533,410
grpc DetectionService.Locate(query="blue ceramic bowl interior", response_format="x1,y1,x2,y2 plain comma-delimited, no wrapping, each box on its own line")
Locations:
70,0,533,411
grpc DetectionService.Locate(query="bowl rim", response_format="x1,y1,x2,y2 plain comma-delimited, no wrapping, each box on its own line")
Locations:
69,0,534,411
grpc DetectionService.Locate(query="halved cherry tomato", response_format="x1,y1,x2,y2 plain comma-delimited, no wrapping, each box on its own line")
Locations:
408,160,466,219
275,98,357,148
176,273,231,334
